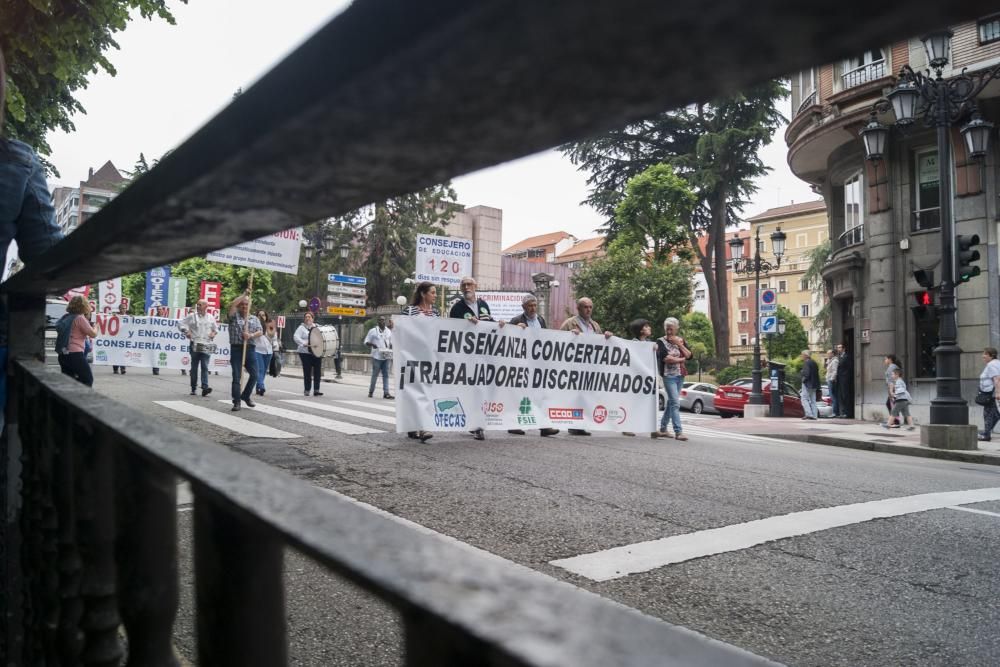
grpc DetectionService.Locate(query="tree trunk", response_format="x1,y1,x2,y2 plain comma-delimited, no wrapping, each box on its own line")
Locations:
710,196,731,366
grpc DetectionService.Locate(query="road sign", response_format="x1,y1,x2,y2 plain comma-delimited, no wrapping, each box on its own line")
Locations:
327,283,367,296
327,294,366,307
308,297,321,313
760,315,778,334
327,306,366,317
328,273,366,285
275,315,286,329
759,288,777,313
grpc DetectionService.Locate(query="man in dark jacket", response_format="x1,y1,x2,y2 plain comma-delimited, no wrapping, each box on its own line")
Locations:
508,295,558,437
799,349,821,420
835,343,852,418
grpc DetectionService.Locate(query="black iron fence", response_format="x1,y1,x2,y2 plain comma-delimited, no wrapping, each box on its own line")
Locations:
1,0,982,664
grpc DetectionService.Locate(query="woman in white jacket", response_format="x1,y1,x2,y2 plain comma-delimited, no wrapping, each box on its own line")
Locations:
293,312,323,396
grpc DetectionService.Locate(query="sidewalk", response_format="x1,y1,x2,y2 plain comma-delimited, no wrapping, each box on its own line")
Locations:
704,415,1000,466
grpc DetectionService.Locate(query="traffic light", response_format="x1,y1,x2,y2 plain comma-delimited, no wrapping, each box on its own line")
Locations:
913,269,935,318
956,234,982,283
915,290,933,307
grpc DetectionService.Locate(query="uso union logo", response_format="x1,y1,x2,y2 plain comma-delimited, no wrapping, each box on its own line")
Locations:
433,398,467,428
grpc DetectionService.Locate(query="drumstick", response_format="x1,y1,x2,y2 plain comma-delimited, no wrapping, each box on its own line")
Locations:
240,269,255,370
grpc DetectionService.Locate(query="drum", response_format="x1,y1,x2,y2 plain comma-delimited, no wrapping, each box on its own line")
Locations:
192,342,217,355
309,325,339,358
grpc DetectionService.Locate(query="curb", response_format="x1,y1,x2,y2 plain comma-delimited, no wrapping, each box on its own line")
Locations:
759,433,1000,466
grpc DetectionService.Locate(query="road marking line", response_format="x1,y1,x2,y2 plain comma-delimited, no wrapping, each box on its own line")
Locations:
217,400,383,434
281,400,396,424
155,401,300,439
682,427,773,444
272,389,301,395
550,486,1000,581
338,400,397,413
948,505,1000,519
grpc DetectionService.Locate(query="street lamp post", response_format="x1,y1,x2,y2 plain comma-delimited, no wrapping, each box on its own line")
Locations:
729,226,786,408
860,30,997,427
303,228,350,315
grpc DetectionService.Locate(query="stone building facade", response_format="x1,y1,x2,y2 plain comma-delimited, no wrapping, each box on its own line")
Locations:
786,18,1000,422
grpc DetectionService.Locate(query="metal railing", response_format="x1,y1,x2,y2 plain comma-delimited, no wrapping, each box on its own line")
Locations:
1,0,987,664
838,225,865,249
842,60,886,89
912,208,941,232
797,89,817,113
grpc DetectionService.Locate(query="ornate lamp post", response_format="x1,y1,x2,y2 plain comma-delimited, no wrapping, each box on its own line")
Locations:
303,230,350,312
860,29,996,427
729,226,786,407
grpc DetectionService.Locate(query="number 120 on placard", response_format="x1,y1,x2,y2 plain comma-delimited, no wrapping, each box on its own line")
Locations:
428,259,461,274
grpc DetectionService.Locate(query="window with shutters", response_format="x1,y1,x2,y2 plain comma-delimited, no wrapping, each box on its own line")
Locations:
839,172,864,247
740,285,748,298
740,310,748,323
800,304,810,317
979,15,1000,44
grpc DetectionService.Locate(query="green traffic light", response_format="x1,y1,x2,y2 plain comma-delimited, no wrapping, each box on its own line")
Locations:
959,266,982,283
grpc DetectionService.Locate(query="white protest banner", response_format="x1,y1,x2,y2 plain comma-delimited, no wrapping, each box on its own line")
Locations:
92,314,232,372
393,317,658,433
477,291,532,321
98,278,122,313
206,227,303,274
414,234,473,287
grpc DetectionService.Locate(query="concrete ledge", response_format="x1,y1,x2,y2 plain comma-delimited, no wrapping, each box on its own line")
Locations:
758,432,1000,466
744,404,769,418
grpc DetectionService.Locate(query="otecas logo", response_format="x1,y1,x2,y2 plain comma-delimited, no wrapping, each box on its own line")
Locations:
593,405,607,424
548,408,584,420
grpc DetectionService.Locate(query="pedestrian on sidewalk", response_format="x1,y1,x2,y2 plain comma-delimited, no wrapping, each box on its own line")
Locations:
227,291,262,411
364,315,394,400
401,281,438,442
450,277,494,441
254,309,275,396
883,366,915,430
656,317,691,440
624,318,664,439
977,347,1000,442
55,296,96,387
293,312,324,396
799,350,820,420
113,301,129,375
177,299,218,396
883,354,901,426
824,348,839,418
836,343,852,418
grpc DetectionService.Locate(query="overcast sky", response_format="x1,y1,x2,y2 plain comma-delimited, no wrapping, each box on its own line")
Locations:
46,0,816,249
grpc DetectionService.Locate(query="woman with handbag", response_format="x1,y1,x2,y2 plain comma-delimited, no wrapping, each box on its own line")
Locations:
977,347,1000,442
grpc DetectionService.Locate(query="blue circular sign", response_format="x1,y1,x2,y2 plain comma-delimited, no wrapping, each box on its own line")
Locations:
761,289,776,304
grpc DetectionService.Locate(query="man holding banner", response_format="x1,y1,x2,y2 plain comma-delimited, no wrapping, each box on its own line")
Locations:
228,291,263,411
177,299,219,396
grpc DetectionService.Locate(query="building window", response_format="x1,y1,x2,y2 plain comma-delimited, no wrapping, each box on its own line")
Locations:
740,285,748,298
740,310,748,323
793,68,817,113
527,248,545,258
842,48,886,88
913,149,941,232
800,304,810,317
979,15,1000,44
840,172,864,247
778,280,787,293
761,283,769,291
817,230,826,243
695,289,706,299
796,233,807,248
799,279,809,291
740,335,749,346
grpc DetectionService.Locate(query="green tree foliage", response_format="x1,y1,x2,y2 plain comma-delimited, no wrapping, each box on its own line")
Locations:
1,1,185,170
715,358,754,386
768,305,809,359
613,164,695,263
803,239,832,348
117,259,274,314
680,311,714,357
571,240,693,337
562,81,787,364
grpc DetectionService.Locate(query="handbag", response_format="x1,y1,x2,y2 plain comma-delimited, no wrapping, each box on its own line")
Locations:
975,390,994,406
269,353,282,377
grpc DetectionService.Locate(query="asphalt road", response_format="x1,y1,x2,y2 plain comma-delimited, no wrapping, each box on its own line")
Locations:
94,366,1000,666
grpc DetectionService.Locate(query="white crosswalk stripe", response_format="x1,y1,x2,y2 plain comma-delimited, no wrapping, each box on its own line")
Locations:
281,400,396,425
683,425,777,444
337,400,397,413
155,401,301,439
217,400,383,434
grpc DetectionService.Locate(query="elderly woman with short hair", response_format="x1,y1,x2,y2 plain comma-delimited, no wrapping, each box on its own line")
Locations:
655,317,692,440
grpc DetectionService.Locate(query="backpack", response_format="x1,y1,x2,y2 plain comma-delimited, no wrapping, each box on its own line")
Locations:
55,313,75,355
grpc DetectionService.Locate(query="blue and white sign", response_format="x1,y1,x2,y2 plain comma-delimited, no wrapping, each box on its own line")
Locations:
759,288,777,313
760,315,778,334
328,273,367,285
415,233,473,287
145,266,170,311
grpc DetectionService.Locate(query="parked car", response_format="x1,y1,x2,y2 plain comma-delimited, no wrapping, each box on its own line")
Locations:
679,382,718,414
44,298,68,365
714,378,804,418
817,384,834,418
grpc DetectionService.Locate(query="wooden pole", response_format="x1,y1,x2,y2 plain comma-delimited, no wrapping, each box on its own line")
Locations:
240,269,255,371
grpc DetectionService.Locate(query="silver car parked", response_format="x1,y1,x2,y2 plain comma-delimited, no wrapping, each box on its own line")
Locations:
679,382,718,414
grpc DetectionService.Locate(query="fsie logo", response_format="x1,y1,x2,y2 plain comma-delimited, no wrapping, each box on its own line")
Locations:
434,398,466,428
517,397,537,426
548,408,584,420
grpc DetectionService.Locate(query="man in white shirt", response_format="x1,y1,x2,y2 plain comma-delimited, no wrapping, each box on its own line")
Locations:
177,299,219,397
364,316,393,399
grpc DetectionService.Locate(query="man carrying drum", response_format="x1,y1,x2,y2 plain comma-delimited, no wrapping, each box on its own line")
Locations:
177,298,219,397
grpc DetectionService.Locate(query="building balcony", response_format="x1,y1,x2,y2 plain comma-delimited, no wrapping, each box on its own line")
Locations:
841,60,885,89
837,225,864,250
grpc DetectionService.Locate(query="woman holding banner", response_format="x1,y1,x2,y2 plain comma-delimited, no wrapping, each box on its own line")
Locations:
401,282,436,442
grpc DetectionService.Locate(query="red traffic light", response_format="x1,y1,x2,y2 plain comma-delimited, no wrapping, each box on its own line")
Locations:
915,291,932,306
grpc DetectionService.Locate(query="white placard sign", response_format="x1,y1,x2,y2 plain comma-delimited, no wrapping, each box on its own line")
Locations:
206,228,303,275
414,234,473,287
92,314,232,372
393,317,658,433
477,291,533,321
99,277,122,313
